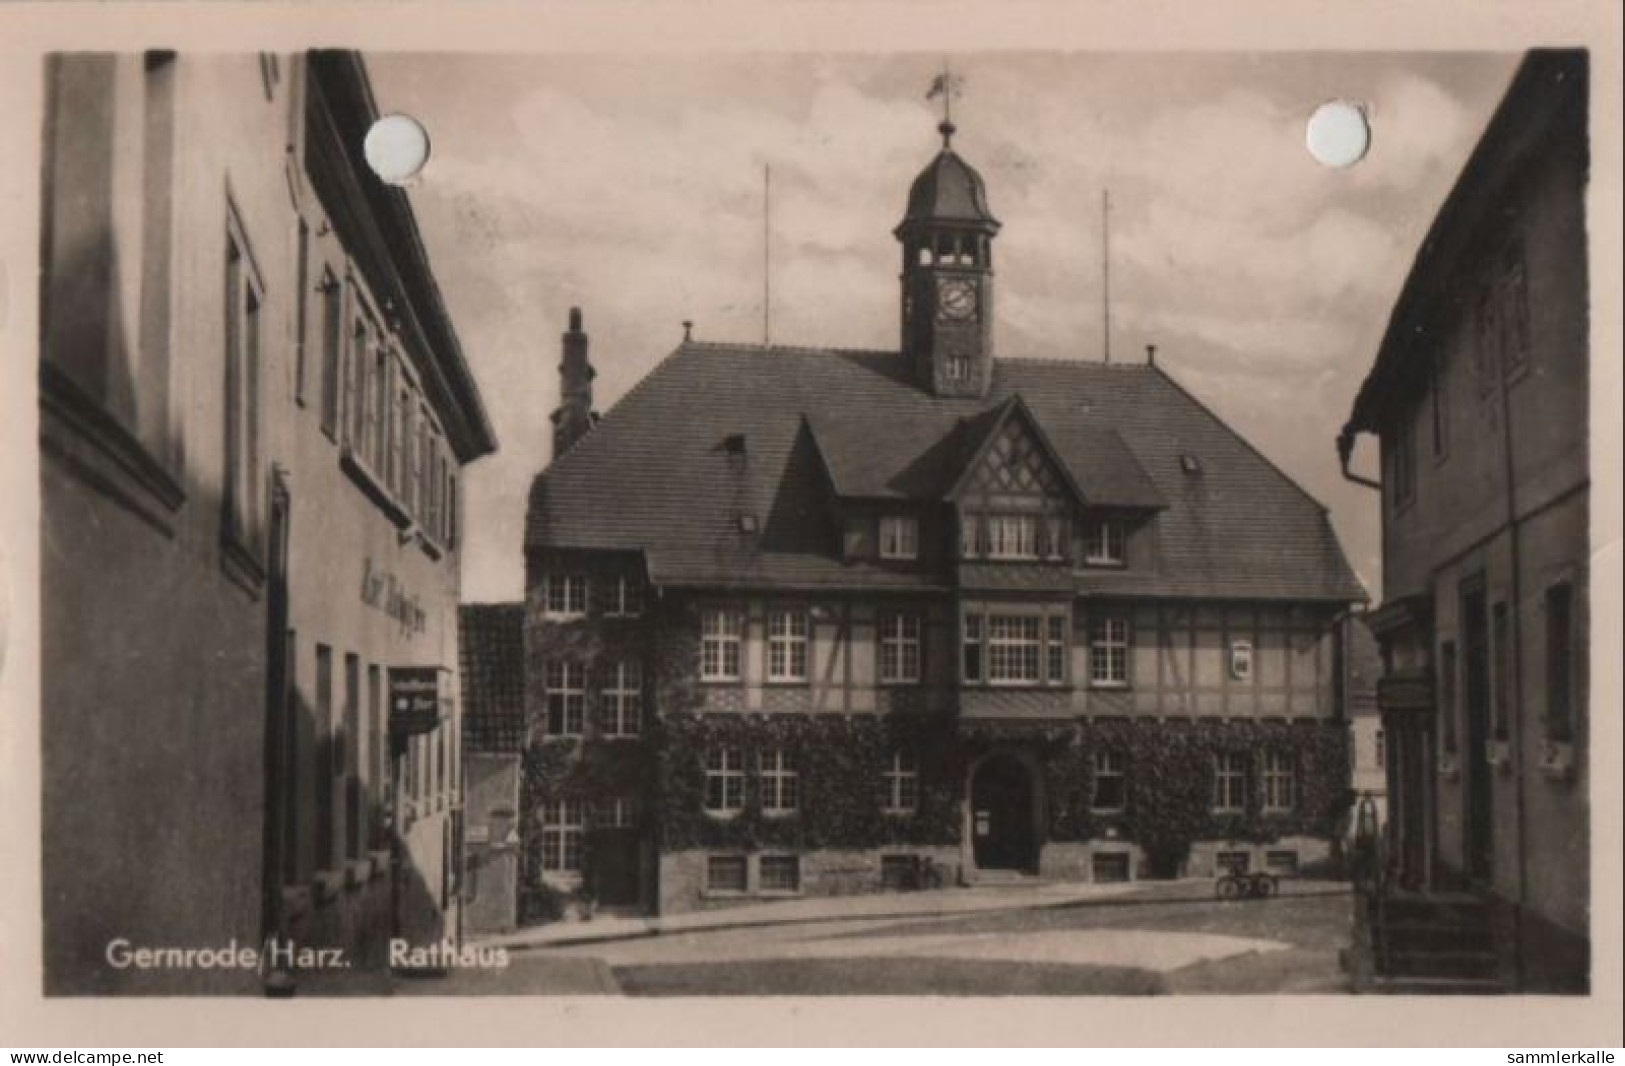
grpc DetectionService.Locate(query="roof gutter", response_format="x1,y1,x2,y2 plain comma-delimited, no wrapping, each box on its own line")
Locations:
1337,423,1382,492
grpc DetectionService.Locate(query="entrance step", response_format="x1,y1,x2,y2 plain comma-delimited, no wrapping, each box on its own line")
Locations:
965,869,1046,887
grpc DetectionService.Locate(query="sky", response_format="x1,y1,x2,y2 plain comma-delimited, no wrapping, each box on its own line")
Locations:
367,51,1522,605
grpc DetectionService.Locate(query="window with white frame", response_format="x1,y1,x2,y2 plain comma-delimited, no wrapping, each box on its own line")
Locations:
1084,521,1125,565
1230,640,1254,682
987,615,1043,684
760,749,799,815
607,575,644,618
599,660,642,738
962,613,984,682
1089,617,1130,686
223,218,265,562
1263,751,1296,812
540,799,585,873
985,515,1039,560
1045,515,1069,561
879,613,922,684
701,610,743,681
703,747,744,814
959,515,981,559
597,795,638,829
1091,749,1126,811
1213,751,1248,813
543,573,588,617
544,660,585,736
1046,615,1068,683
883,751,919,814
767,610,810,682
879,516,920,560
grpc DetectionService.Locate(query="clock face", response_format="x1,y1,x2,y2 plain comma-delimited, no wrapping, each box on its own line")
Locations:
936,277,978,324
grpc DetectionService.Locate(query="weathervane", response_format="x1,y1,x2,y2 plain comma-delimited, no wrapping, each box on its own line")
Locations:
926,61,964,147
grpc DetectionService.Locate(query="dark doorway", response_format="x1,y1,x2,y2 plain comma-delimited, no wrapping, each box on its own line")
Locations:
592,829,642,907
1460,583,1495,883
1390,715,1431,890
971,755,1037,871
260,477,293,944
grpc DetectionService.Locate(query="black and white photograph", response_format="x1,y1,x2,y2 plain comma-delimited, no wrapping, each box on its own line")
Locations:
1,1,1620,1049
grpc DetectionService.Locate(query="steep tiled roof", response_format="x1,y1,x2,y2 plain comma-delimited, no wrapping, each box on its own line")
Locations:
526,343,1365,602
459,602,526,754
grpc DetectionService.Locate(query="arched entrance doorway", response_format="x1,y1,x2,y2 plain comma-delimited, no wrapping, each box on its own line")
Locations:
970,754,1038,872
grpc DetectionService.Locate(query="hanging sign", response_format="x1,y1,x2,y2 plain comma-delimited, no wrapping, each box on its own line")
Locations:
389,666,446,735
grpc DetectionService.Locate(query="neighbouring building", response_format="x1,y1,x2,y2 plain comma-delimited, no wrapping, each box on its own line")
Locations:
1346,614,1386,830
459,602,527,934
39,50,497,993
519,114,1366,920
1338,50,1589,992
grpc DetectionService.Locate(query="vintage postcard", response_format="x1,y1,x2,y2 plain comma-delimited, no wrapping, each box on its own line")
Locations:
0,0,1619,1049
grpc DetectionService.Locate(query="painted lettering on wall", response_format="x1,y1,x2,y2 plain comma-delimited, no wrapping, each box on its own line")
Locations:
361,557,428,636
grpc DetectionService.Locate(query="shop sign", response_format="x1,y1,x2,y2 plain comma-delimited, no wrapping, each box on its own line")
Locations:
389,666,446,734
362,557,428,637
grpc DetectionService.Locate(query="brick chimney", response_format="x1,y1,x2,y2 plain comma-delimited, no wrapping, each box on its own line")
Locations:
550,306,597,460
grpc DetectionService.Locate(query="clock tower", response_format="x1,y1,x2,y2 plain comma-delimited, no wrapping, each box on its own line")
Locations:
895,118,1000,398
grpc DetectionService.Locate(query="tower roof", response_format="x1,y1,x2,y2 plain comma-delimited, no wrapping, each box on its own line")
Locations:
896,123,1000,235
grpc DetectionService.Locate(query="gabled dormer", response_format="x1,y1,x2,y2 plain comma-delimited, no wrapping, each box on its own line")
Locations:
948,396,1082,566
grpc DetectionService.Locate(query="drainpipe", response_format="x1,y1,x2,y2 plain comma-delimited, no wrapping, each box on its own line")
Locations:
1337,425,1382,491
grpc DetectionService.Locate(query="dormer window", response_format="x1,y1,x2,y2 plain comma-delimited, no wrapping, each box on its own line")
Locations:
1084,521,1126,566
985,515,1038,560
543,573,588,618
879,516,919,560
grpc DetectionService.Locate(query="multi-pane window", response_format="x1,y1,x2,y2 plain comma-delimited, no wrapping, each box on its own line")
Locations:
706,855,747,893
883,751,919,814
1212,751,1248,813
759,749,799,815
1089,617,1130,686
599,661,642,738
543,573,588,617
1390,411,1415,511
879,613,922,684
1430,355,1450,459
959,515,981,559
701,610,743,681
1439,640,1459,754
544,660,585,737
768,611,809,682
759,855,801,892
540,800,585,873
607,576,644,618
1091,749,1126,812
962,614,984,682
223,222,264,558
879,516,919,560
1262,751,1296,812
1046,615,1068,683
1084,521,1125,565
1545,584,1575,744
985,515,1039,559
703,747,745,814
987,615,1042,684
597,796,639,829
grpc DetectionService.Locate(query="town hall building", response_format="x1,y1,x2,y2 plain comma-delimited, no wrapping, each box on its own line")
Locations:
510,114,1366,919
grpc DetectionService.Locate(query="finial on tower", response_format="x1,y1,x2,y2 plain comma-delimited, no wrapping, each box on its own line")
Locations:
926,62,964,150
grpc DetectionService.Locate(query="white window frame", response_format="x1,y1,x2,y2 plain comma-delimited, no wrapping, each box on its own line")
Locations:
703,747,744,815
1230,640,1254,682
543,573,588,618
1091,749,1127,812
985,515,1039,560
700,609,743,681
962,613,984,683
540,799,585,873
879,612,922,684
1084,521,1126,566
705,854,748,894
1089,617,1130,688
223,209,266,562
1213,751,1248,814
1046,614,1068,683
599,660,642,738
1263,751,1296,812
987,614,1043,685
944,356,970,383
597,796,638,830
759,748,799,815
883,751,919,814
767,610,810,683
544,660,585,737
879,516,920,560
607,575,644,618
